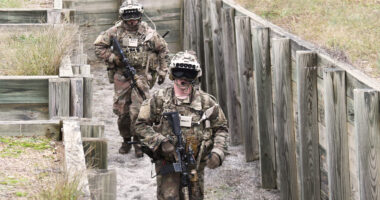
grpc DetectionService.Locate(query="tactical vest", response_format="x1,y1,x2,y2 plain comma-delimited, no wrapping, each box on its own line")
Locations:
154,89,215,160
117,29,157,72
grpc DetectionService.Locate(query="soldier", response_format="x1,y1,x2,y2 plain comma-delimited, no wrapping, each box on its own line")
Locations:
135,51,229,199
94,0,169,157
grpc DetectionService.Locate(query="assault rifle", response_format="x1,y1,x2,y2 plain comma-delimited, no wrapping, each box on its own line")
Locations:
111,37,146,100
162,111,195,200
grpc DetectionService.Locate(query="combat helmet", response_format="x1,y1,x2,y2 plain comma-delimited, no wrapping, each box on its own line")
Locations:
119,0,144,21
169,51,202,80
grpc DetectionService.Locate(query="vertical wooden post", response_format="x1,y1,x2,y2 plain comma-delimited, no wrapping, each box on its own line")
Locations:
49,78,70,119
201,0,217,96
252,26,277,189
296,51,320,200
210,0,228,115
221,7,241,145
324,68,349,200
70,77,84,117
235,16,259,161
354,89,380,200
272,38,299,199
87,169,117,200
184,0,205,89
83,76,93,118
83,138,108,169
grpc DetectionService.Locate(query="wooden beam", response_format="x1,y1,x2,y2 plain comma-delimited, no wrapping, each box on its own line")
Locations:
62,120,90,197
201,0,217,96
235,16,259,162
83,137,107,169
0,103,48,121
87,169,117,200
210,0,228,115
70,78,84,117
0,120,60,139
83,76,93,118
80,120,105,138
0,78,49,104
221,7,241,146
272,38,299,200
296,51,320,200
252,26,276,189
354,89,380,200
324,68,350,200
49,78,70,119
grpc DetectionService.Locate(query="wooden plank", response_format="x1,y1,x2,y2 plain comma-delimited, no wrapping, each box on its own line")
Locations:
62,120,90,197
70,78,84,117
324,68,350,200
0,103,48,121
201,0,217,96
83,76,93,118
210,0,228,115
354,89,380,200
87,169,117,200
0,78,49,104
80,120,105,138
83,137,108,169
252,26,276,189
49,78,70,119
272,38,298,200
0,120,60,139
222,7,241,145
0,10,47,24
235,16,259,161
74,1,119,13
297,51,320,200
88,170,117,199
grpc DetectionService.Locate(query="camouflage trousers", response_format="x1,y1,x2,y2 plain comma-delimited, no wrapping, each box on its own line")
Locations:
155,160,206,200
113,72,150,139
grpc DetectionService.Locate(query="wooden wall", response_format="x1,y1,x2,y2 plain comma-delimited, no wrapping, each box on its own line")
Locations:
187,0,380,199
66,0,183,60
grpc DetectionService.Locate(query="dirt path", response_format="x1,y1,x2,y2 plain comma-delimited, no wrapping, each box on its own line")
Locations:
91,62,279,200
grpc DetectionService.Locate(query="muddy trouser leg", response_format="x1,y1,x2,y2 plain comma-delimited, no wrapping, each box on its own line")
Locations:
190,169,204,200
155,161,181,200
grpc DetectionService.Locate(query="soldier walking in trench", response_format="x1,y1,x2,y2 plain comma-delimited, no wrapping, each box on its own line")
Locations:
94,0,169,157
135,51,229,199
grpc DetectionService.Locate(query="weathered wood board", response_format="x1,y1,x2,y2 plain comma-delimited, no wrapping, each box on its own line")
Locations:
0,120,60,139
0,103,49,121
0,9,47,23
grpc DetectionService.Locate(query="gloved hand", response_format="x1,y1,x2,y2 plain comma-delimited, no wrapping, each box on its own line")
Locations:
109,53,122,66
160,141,176,161
206,153,221,169
157,75,165,85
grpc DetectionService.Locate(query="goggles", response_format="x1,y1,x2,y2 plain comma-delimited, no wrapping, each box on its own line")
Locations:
121,9,142,20
172,68,198,80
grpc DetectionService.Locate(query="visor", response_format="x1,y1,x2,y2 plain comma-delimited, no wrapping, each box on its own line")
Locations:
122,10,142,20
172,68,198,80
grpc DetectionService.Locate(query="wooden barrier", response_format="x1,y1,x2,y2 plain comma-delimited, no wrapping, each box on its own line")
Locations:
252,26,276,189
235,16,259,161
87,169,117,200
324,68,350,200
209,0,228,115
272,38,298,199
83,137,108,169
296,51,320,200
70,77,84,117
49,78,70,118
354,89,380,200
221,7,242,145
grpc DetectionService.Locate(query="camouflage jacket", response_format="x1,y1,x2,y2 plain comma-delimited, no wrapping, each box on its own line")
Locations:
94,21,169,78
135,86,229,163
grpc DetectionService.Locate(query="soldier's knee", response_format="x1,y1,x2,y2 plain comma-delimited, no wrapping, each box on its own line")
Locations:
161,188,180,200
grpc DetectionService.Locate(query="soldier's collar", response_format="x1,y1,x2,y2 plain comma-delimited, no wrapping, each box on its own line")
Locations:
171,87,202,110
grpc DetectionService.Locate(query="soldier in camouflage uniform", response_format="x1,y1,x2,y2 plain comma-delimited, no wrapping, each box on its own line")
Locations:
135,51,229,199
94,0,169,157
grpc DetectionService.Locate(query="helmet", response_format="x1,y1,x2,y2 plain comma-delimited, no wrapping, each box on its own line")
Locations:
119,0,144,21
169,51,202,80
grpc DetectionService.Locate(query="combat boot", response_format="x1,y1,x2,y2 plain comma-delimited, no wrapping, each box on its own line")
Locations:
119,137,132,154
133,137,143,158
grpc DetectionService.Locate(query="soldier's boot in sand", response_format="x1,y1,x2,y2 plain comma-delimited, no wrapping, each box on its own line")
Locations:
133,137,143,158
119,137,132,154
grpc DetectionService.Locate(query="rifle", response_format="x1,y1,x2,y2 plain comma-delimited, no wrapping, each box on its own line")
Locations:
162,111,195,200
111,37,146,100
